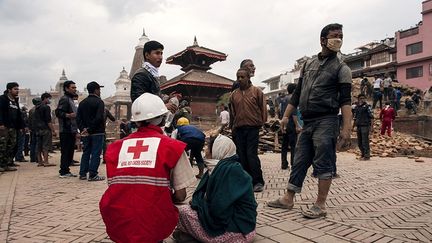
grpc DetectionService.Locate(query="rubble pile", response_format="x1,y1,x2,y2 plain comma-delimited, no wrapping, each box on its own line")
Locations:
348,110,432,158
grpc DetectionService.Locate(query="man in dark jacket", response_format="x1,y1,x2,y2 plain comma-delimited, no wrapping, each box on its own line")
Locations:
33,93,57,166
0,82,25,171
28,97,42,162
56,80,78,178
268,23,352,219
353,94,373,160
280,84,301,170
130,40,177,113
76,81,106,181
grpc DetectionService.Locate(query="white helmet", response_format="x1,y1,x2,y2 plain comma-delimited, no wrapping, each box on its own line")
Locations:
130,93,169,122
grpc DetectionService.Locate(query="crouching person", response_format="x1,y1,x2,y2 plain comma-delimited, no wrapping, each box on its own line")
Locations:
174,134,257,243
99,93,196,243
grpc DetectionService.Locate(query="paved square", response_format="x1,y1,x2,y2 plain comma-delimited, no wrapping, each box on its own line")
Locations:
0,151,431,242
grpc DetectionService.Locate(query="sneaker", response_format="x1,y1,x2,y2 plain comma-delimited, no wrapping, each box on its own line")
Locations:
281,165,289,170
59,173,77,178
88,175,105,181
4,166,17,172
70,161,80,166
253,183,264,192
79,175,87,180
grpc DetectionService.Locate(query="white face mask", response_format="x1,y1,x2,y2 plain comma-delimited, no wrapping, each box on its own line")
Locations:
326,38,343,52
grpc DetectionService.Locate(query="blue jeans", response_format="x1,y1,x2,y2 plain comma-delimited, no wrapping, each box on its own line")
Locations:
79,134,104,178
15,130,25,161
29,132,37,162
287,117,339,193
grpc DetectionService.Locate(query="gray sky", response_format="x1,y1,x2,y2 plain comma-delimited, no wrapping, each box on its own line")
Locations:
0,0,424,97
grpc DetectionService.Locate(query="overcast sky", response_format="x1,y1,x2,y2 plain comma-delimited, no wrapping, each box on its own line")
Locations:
0,0,424,97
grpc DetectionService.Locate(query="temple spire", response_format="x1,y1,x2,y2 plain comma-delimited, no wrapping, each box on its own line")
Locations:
62,69,65,76
142,28,146,37
193,36,198,46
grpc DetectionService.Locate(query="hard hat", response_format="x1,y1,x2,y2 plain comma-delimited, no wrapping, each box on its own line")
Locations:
176,117,190,126
130,93,168,122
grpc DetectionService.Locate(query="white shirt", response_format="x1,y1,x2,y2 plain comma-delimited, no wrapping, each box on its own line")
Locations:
373,78,382,89
219,110,230,125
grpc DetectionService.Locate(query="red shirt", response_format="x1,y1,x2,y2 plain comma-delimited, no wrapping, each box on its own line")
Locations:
380,106,395,122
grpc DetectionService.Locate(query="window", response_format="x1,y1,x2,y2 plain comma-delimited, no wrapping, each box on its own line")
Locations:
269,81,279,91
406,66,423,79
370,52,390,65
406,42,423,56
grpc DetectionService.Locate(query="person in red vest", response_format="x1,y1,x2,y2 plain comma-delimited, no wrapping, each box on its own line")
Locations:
99,93,196,243
380,101,396,137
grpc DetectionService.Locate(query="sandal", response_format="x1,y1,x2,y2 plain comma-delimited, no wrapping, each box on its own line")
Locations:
267,199,294,210
302,204,327,219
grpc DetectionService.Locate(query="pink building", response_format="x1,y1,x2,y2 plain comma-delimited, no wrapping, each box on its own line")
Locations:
396,0,432,91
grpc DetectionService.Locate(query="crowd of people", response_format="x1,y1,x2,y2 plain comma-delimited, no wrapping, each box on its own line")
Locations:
2,22,431,243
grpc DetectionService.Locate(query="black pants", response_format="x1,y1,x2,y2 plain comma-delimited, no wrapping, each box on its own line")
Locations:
183,138,204,166
59,133,76,175
281,130,297,168
372,89,382,109
357,126,370,158
233,126,264,186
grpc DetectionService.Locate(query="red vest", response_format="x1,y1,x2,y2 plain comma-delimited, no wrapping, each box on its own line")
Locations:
100,125,186,243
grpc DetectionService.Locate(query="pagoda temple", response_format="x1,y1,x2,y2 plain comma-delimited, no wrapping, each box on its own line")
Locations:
161,37,233,119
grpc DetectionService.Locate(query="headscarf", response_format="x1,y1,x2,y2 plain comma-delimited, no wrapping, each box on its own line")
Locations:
205,134,236,173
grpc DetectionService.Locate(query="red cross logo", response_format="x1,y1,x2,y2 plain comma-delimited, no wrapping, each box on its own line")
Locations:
127,140,149,159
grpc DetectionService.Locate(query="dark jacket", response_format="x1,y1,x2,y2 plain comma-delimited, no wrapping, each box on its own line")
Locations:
354,103,373,127
0,94,24,129
77,94,105,134
130,68,160,102
191,156,257,237
33,103,52,131
56,92,77,133
291,53,352,121
177,125,205,142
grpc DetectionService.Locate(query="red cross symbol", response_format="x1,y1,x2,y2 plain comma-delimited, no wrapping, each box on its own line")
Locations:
127,140,149,159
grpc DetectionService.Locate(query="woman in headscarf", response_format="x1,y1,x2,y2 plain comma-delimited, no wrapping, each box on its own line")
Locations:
174,134,257,242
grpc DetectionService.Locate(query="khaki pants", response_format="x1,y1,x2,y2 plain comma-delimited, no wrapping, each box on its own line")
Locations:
0,128,17,167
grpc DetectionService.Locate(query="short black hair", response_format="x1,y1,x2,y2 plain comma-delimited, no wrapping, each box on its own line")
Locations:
358,94,366,98
63,80,75,92
143,40,164,60
320,23,343,38
240,59,252,68
287,83,297,94
41,92,52,100
6,82,19,90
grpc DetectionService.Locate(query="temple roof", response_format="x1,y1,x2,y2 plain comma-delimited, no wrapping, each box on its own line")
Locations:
161,69,233,90
166,37,227,72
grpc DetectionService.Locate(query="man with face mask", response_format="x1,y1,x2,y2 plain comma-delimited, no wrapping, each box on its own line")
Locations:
33,92,57,167
353,94,373,161
268,23,352,219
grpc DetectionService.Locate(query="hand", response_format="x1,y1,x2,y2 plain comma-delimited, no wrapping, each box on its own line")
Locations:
165,103,177,113
81,128,89,137
337,127,352,151
295,125,303,134
52,131,57,137
0,125,5,130
280,117,289,134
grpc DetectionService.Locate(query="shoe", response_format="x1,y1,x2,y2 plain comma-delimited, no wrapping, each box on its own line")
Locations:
59,173,77,178
0,167,5,172
302,204,327,219
10,163,20,167
281,165,289,170
43,163,56,167
18,159,28,162
70,161,80,166
79,175,87,180
88,175,105,181
4,166,17,172
362,157,370,161
37,163,45,167
253,183,264,192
